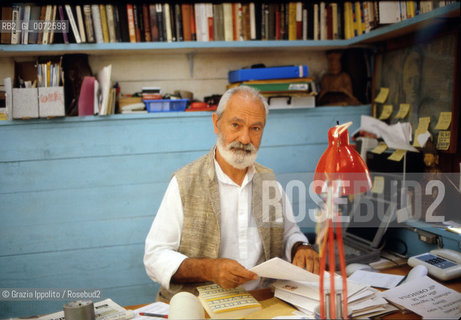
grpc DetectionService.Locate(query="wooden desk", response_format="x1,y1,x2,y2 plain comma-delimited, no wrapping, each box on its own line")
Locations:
126,265,461,319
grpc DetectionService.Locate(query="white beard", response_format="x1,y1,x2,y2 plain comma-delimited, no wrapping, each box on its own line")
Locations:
216,134,258,170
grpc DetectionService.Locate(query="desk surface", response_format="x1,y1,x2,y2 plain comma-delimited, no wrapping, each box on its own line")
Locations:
126,265,461,319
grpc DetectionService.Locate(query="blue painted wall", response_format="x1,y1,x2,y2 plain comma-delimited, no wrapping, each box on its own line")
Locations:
0,106,369,317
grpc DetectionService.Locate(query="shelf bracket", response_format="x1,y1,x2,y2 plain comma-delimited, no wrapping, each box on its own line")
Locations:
187,52,194,78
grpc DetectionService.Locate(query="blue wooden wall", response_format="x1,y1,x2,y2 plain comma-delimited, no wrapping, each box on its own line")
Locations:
0,106,369,317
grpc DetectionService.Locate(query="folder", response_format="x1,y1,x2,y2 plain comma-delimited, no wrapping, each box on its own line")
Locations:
78,76,96,116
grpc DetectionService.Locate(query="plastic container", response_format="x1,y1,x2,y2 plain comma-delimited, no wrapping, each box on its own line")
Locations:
144,99,189,112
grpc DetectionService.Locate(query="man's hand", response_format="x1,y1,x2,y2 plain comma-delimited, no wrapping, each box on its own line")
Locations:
209,258,258,289
292,244,320,274
172,257,258,289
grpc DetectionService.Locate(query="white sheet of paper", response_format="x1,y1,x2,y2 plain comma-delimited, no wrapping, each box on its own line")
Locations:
250,257,319,282
354,115,418,152
348,270,404,289
133,302,169,319
382,276,461,319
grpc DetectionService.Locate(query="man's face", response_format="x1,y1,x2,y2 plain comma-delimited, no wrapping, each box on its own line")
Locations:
213,93,266,169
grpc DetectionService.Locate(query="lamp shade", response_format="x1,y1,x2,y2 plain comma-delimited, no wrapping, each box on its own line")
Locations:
314,123,372,196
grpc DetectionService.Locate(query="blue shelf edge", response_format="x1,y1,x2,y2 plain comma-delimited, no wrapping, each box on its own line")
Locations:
0,105,371,126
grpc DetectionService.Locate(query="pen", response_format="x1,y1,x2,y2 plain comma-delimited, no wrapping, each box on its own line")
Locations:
139,312,168,318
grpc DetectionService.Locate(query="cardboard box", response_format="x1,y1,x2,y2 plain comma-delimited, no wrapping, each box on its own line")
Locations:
38,86,65,118
12,88,39,119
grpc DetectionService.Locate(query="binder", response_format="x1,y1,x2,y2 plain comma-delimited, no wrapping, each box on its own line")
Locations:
78,76,95,116
228,65,308,83
228,77,316,94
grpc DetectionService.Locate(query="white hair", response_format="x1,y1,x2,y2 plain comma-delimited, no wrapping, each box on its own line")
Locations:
215,86,269,120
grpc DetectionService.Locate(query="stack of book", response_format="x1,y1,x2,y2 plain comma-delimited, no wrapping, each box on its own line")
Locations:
272,278,396,318
227,65,317,109
0,2,449,45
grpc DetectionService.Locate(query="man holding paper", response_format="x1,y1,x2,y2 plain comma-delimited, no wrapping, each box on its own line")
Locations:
144,86,319,301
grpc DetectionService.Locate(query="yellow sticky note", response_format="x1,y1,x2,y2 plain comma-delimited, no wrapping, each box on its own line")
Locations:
374,88,389,104
417,117,431,131
388,149,406,162
371,176,385,194
395,103,410,119
435,112,452,130
436,131,450,151
371,143,388,154
378,104,393,120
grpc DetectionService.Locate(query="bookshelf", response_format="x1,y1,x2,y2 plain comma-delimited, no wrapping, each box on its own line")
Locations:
0,3,458,56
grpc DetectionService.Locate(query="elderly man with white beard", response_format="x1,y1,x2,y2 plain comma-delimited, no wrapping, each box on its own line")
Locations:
144,86,319,302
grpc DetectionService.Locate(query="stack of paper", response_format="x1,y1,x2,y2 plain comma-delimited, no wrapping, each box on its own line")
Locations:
272,278,389,318
249,257,394,318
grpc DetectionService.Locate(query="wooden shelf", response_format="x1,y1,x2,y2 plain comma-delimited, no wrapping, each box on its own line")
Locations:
0,3,458,57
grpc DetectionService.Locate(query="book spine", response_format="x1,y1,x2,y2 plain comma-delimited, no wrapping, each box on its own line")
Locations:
249,3,256,40
11,4,21,44
223,3,233,41
174,4,183,41
56,5,68,44
75,5,86,43
99,4,109,42
1,7,12,44
296,2,302,40
106,4,117,42
65,5,81,43
288,2,296,40
126,4,136,43
142,4,151,42
91,4,104,43
302,5,307,40
164,3,172,42
22,5,31,44
83,5,95,43
149,4,159,41
49,5,58,44
181,4,191,41
156,4,165,42
206,3,214,41
42,5,52,44
112,5,122,42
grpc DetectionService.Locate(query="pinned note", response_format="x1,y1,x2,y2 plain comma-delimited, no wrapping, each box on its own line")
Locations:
371,176,385,194
437,131,451,150
435,112,452,130
371,143,388,154
388,149,406,162
374,88,389,104
417,117,431,131
412,117,431,147
395,103,410,119
378,104,393,120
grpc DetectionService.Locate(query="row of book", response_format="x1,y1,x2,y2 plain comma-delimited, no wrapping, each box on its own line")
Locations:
0,1,455,45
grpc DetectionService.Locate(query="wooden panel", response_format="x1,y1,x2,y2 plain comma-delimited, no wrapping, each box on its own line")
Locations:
0,106,370,318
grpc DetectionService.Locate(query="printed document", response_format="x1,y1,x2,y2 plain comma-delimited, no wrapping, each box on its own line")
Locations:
382,275,461,319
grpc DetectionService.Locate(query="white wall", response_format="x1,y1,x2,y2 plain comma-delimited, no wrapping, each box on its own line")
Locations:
1,50,328,101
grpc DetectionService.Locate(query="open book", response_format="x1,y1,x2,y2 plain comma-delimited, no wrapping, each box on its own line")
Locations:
196,284,262,319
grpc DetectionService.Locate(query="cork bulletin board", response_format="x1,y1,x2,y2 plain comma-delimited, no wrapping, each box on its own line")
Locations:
372,31,459,154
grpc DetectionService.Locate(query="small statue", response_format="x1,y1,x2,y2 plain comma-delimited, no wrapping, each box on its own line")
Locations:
318,50,361,106
422,140,441,174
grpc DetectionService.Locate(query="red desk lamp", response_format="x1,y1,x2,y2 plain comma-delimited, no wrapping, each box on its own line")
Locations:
314,121,372,319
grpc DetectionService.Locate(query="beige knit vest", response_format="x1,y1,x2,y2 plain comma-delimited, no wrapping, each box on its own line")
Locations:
158,148,285,301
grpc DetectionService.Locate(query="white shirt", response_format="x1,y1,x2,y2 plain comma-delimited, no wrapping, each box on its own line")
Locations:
144,159,308,290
